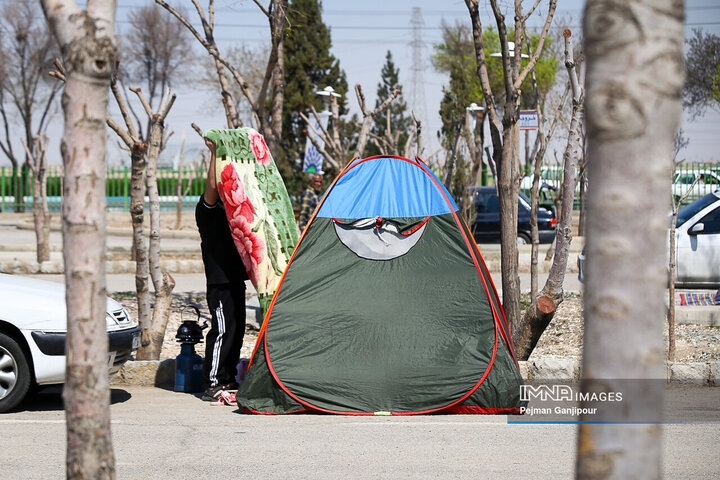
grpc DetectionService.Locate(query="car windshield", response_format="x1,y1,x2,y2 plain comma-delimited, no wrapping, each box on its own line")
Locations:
518,191,531,210
677,193,720,227
474,190,532,213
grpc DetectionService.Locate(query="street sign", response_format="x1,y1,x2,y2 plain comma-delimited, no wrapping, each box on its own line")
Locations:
519,110,538,130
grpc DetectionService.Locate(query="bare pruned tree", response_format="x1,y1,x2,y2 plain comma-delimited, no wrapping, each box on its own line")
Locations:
107,80,177,360
300,84,400,168
155,0,288,159
0,0,61,212
514,30,583,360
40,0,118,477
528,84,569,301
464,0,559,338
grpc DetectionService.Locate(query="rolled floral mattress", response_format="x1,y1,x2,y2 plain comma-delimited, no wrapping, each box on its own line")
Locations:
203,127,299,314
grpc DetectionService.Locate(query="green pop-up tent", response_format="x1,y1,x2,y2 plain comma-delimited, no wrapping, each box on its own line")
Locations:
237,155,524,415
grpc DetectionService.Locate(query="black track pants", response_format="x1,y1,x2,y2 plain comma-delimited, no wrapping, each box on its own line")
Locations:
204,283,246,388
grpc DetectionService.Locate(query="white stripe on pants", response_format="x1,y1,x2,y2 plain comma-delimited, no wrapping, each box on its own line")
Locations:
209,300,225,387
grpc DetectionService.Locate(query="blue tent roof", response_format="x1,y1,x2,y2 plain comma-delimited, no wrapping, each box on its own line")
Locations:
316,156,458,219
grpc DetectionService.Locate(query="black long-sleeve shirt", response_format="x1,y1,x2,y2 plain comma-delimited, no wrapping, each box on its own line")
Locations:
195,196,249,286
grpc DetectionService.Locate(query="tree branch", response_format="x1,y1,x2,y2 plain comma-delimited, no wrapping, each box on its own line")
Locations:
129,86,153,118
522,0,543,23
514,0,558,89
106,115,134,147
154,0,209,49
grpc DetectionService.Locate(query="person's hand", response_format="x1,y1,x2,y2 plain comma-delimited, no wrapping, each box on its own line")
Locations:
204,138,216,156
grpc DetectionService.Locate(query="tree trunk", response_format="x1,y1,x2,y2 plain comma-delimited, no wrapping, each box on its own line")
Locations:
143,272,175,359
129,145,152,354
668,210,678,361
499,112,522,339
514,31,583,360
134,95,176,360
175,174,183,230
25,136,51,263
576,1,684,478
267,0,287,160
40,1,118,478
667,175,699,361
516,89,583,359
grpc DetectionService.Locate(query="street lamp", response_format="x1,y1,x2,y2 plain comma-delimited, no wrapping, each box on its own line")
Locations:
466,102,485,132
303,86,340,174
489,41,529,59
315,86,340,112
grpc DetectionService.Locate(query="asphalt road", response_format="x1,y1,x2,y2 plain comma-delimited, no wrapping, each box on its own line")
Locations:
1,385,718,479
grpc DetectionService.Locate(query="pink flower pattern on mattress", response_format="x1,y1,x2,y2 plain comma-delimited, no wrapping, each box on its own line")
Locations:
220,163,265,284
248,129,271,166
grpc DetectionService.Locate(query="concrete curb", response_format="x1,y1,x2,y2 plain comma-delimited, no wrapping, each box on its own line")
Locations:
675,307,720,326
110,355,720,387
16,219,201,240
0,259,205,275
519,355,720,385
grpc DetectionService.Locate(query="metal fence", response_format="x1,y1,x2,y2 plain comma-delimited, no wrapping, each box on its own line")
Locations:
0,165,205,212
519,161,720,209
1,161,717,213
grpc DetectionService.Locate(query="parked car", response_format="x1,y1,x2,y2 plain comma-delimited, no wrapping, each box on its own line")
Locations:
577,191,720,286
520,165,563,192
672,169,720,202
470,186,557,244
520,167,560,207
0,274,141,412
675,190,720,286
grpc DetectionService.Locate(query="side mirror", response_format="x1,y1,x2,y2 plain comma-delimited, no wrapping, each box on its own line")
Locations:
689,223,705,235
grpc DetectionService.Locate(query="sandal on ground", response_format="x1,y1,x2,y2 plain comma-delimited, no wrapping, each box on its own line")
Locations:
210,391,236,406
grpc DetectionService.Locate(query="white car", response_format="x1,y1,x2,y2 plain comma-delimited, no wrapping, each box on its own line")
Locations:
578,191,720,286
675,191,720,286
0,274,141,412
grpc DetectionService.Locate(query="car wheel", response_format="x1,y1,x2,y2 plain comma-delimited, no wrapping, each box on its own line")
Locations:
517,234,531,245
0,332,31,413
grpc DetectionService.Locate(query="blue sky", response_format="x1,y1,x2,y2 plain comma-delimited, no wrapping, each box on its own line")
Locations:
51,1,720,165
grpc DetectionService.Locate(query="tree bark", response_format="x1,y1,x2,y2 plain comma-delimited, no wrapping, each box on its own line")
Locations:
129,143,152,352
354,84,400,158
40,0,117,478
576,1,684,478
133,87,176,360
23,136,51,263
529,87,568,301
514,31,583,360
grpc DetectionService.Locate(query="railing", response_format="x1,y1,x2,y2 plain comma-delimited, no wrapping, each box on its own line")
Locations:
519,161,720,210
1,161,717,213
0,165,206,213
